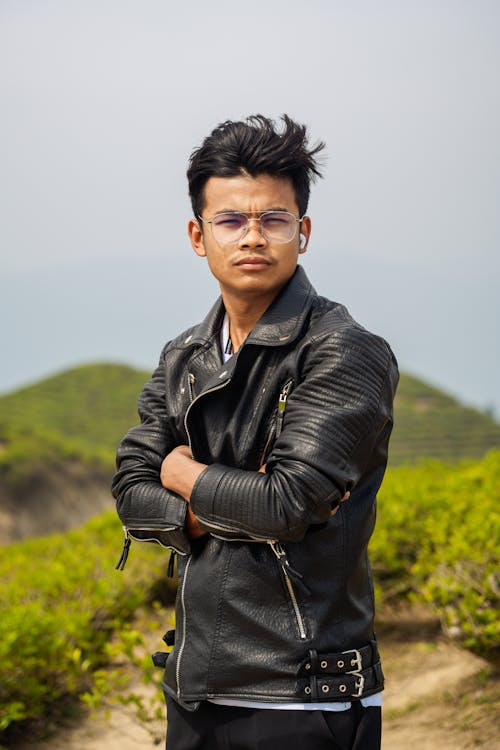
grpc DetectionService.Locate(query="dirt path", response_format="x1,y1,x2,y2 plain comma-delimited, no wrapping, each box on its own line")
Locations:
9,607,500,750
380,640,498,749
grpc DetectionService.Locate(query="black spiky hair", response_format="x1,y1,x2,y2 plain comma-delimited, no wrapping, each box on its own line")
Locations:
187,114,325,218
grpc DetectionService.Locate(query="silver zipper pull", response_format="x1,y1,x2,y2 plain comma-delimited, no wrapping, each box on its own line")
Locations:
270,541,311,595
270,541,299,579
270,540,286,562
188,373,196,400
276,380,293,437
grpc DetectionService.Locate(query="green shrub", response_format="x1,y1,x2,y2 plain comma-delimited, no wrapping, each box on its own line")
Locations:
372,451,500,653
1,450,499,739
0,512,170,735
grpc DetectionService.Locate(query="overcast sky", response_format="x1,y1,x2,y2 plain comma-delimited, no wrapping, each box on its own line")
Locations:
1,0,499,415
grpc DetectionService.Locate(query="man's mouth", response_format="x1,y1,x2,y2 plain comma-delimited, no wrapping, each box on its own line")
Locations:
235,256,272,268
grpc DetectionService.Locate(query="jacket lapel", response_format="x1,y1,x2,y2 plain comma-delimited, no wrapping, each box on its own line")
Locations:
185,266,316,396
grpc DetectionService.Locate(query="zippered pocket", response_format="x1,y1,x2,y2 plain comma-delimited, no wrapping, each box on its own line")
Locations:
259,378,294,466
269,541,308,640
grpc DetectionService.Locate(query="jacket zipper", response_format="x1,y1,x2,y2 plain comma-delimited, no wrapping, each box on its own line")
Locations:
264,378,306,641
176,555,193,698
188,372,196,401
175,371,233,694
116,524,182,570
259,379,294,466
269,541,308,640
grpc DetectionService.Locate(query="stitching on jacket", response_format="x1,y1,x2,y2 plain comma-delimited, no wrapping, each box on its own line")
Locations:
206,544,234,695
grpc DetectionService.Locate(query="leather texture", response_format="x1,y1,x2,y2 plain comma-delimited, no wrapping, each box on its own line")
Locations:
112,266,399,709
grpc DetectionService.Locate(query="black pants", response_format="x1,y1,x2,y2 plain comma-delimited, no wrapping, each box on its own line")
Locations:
166,697,381,750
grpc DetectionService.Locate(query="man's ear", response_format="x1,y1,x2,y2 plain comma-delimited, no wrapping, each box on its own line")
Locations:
298,216,311,254
188,218,207,257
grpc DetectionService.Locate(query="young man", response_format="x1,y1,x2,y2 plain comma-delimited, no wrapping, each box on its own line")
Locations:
112,115,398,749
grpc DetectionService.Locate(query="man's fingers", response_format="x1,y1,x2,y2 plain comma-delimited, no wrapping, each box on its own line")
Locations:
330,491,351,516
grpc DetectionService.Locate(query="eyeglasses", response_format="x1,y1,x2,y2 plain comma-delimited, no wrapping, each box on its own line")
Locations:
198,211,304,246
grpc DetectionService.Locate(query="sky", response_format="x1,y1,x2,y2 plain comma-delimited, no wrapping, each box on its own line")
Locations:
1,0,499,415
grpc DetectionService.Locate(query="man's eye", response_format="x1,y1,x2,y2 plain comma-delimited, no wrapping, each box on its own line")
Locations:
214,215,246,228
264,215,289,226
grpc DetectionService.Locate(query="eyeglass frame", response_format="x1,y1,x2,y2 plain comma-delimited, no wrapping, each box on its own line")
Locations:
197,210,306,246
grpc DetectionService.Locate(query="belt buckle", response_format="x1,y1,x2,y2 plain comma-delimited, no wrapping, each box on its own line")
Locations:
351,674,365,698
342,648,362,674
342,649,364,698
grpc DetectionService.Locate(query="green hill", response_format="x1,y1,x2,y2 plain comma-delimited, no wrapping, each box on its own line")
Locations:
0,363,148,468
390,373,500,464
0,363,499,472
0,364,150,542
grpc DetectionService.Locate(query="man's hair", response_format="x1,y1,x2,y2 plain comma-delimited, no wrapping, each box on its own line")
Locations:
187,114,325,218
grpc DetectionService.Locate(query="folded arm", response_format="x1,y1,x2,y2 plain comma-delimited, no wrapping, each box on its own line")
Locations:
111,349,192,553
164,330,398,544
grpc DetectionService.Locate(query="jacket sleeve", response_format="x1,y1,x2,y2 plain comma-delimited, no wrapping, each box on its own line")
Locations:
111,347,191,555
190,328,398,543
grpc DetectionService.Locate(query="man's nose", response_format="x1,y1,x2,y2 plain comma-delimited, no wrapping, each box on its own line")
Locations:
239,218,267,247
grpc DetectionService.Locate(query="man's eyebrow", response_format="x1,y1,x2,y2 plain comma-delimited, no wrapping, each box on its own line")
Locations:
212,207,292,215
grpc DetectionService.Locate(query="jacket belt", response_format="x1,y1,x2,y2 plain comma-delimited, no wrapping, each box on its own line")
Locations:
296,642,383,701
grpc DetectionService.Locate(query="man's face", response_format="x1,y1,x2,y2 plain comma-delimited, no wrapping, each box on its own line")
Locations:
188,173,311,305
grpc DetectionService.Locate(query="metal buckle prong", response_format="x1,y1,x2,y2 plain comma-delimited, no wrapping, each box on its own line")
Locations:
342,648,362,674
351,674,365,698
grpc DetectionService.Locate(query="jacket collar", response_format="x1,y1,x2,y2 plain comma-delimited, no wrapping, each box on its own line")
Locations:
187,265,316,350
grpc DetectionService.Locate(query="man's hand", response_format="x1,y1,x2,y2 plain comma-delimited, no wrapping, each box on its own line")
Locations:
160,445,207,502
160,445,209,539
164,453,350,539
331,491,350,516
185,504,208,539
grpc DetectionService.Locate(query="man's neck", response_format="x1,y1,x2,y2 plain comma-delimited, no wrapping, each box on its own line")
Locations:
221,289,278,353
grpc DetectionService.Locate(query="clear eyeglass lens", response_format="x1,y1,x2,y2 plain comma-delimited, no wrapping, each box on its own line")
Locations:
212,213,247,244
211,212,297,245
260,213,296,242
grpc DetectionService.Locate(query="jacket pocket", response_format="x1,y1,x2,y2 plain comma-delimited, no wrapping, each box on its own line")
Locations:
269,541,309,641
259,378,294,466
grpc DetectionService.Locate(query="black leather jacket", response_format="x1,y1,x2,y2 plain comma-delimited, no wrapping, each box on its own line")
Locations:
112,266,399,710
